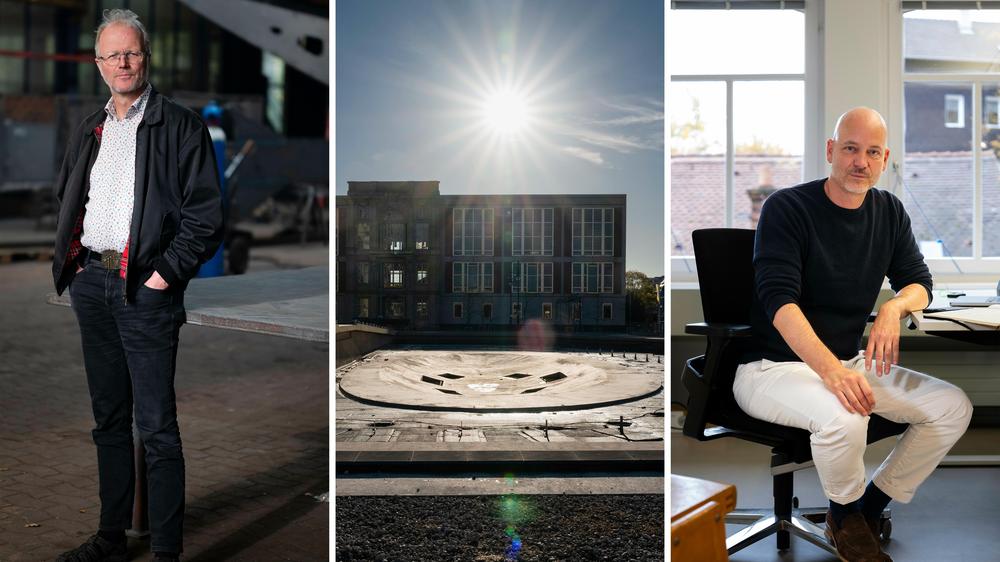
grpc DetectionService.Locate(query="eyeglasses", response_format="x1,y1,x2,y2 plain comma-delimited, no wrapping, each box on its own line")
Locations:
95,51,146,65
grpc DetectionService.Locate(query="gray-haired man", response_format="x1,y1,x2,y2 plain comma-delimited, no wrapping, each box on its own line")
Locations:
53,9,222,562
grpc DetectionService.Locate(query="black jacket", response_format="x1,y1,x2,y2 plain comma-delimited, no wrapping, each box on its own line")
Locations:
52,86,223,301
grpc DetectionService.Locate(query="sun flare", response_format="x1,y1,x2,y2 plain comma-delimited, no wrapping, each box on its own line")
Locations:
482,89,529,135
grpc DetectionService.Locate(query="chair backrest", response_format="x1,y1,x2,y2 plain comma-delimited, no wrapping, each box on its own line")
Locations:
683,228,907,460
692,228,756,325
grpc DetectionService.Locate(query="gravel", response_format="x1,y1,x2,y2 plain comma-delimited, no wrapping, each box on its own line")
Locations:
336,494,664,562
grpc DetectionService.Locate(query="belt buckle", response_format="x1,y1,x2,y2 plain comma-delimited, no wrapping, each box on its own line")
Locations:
101,250,121,270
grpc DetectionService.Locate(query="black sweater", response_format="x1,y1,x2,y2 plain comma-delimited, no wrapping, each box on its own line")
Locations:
745,179,932,363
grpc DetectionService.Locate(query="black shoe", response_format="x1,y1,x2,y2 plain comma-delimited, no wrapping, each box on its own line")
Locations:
55,534,126,562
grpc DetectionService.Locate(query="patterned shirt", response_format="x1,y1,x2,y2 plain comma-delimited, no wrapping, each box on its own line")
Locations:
81,84,151,252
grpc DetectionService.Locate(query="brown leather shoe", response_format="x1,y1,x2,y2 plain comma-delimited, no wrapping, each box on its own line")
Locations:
825,511,892,562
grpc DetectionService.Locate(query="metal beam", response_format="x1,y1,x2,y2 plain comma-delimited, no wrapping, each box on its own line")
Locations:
178,0,327,84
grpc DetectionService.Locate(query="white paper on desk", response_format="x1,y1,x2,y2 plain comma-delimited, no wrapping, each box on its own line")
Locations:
924,305,1000,328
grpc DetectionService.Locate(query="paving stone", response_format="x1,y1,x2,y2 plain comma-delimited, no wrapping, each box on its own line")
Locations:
1,260,328,561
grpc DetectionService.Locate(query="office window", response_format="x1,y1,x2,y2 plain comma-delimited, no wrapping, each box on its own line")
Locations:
384,264,404,288
511,262,552,293
602,303,613,320
902,8,1000,262
417,300,428,318
452,262,493,293
670,7,804,259
415,223,430,250
572,263,613,293
483,303,493,320
945,94,965,128
417,266,429,285
542,303,552,320
572,208,614,256
357,223,371,250
384,223,405,252
357,262,369,285
387,300,404,318
453,303,463,319
359,297,369,318
512,208,553,256
453,208,494,256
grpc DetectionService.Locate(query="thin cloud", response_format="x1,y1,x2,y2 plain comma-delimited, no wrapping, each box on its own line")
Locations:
561,145,605,166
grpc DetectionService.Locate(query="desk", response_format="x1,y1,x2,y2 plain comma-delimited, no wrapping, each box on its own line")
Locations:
908,289,1000,465
909,288,1000,345
47,265,329,534
671,474,737,562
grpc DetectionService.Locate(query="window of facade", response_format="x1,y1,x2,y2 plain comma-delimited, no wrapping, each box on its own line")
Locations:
512,303,521,319
512,208,553,256
357,223,371,250
387,300,404,318
359,297,369,318
944,94,965,128
385,264,404,288
357,262,369,285
453,303,463,319
986,96,999,129
602,303,613,320
572,263,614,293
572,302,582,321
902,8,1000,262
572,208,614,256
669,7,804,262
384,223,405,252
417,300,428,318
357,205,369,220
452,262,493,293
511,262,553,293
415,223,430,250
453,208,494,256
542,303,552,320
417,266,429,285
483,303,493,320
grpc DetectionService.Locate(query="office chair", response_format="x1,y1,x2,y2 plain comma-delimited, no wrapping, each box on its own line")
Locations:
681,228,908,556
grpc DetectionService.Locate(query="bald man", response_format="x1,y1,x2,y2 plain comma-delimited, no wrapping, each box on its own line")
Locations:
733,108,972,562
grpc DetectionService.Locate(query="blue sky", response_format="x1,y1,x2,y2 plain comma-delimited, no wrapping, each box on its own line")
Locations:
336,0,664,276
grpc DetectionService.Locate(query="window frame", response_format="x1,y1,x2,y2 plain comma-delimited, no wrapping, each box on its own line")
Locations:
571,262,614,293
602,302,613,320
511,262,553,293
453,208,494,256
384,263,404,288
571,207,615,257
512,207,554,256
452,262,494,293
453,302,463,319
944,93,965,128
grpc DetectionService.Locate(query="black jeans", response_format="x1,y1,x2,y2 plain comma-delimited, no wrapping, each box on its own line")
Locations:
69,258,186,554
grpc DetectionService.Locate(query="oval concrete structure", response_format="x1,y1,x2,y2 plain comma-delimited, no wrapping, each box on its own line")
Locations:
339,350,663,412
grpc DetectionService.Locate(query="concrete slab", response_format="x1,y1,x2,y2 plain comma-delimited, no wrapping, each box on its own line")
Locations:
339,349,663,412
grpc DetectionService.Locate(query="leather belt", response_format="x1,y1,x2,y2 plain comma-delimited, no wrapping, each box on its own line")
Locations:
89,249,123,270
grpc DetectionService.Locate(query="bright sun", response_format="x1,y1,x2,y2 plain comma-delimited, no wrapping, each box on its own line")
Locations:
482,89,529,135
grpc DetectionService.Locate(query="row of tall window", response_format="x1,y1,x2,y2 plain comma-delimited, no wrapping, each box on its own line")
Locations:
353,207,616,256
356,297,614,322
353,261,612,293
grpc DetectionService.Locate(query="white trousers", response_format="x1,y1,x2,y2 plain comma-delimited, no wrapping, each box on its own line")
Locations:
733,353,973,504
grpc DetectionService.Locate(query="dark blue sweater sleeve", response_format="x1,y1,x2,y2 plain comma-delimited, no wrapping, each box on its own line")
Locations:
886,194,933,305
753,192,805,321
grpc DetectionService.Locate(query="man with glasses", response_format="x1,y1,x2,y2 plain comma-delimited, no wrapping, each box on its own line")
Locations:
52,9,222,562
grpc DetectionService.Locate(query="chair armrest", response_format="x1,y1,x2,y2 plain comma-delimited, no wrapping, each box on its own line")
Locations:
685,322,752,338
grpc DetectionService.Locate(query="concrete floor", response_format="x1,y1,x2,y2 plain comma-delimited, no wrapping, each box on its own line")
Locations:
671,427,1000,562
